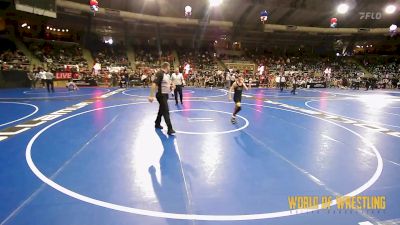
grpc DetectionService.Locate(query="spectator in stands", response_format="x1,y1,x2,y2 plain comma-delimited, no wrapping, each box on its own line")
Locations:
141,72,149,88
125,71,130,88
225,70,231,89
392,77,399,89
119,74,127,88
230,71,236,87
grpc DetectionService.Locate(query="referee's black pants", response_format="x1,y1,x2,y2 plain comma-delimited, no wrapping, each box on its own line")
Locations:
280,82,285,92
155,93,173,130
174,85,183,104
46,79,54,92
291,84,297,95
355,82,360,90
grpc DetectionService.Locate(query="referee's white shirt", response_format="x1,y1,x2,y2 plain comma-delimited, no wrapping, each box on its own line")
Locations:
276,75,286,83
171,73,184,85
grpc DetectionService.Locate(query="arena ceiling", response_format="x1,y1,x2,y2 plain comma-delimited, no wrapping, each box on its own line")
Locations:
50,0,398,48
4,0,393,49
66,0,400,28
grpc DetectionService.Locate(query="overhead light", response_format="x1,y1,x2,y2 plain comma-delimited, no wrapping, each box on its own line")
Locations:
46,26,49,29
105,38,113,45
385,4,396,14
185,5,192,12
27,26,30,29
185,5,192,17
57,29,60,32
62,29,65,32
337,3,349,14
21,23,27,27
66,29,69,32
389,24,398,32
209,0,222,7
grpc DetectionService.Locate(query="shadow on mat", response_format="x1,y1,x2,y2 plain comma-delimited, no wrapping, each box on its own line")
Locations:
148,129,193,225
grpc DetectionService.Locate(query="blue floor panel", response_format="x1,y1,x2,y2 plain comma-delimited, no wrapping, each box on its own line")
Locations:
0,87,399,225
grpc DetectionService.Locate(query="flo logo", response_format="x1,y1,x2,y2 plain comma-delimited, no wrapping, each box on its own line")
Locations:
359,12,382,20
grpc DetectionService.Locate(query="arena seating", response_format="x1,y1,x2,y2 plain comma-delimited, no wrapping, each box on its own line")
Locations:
91,42,130,68
0,38,30,71
1,36,398,89
25,38,89,73
134,45,175,69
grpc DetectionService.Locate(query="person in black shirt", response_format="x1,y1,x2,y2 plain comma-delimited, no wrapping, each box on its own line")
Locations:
370,77,376,90
148,62,176,135
353,76,361,90
291,76,297,95
279,75,286,92
365,78,370,91
229,76,249,124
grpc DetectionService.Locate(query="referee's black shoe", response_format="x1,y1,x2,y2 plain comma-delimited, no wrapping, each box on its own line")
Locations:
155,125,164,129
167,129,176,135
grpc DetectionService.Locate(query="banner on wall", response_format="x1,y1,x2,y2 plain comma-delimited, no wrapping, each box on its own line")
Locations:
55,72,79,80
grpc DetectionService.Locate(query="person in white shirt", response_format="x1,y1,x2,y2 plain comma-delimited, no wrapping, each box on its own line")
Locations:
150,70,156,83
141,73,148,88
39,69,47,88
276,74,286,92
93,62,101,75
257,64,265,76
275,75,281,88
225,70,231,89
171,69,185,105
184,63,191,78
45,70,55,93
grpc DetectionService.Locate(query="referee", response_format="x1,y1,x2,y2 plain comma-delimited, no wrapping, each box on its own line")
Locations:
148,62,176,135
171,69,185,105
45,69,55,93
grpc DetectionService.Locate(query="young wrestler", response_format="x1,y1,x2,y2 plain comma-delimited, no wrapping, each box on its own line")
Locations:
228,76,249,124
66,79,79,91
